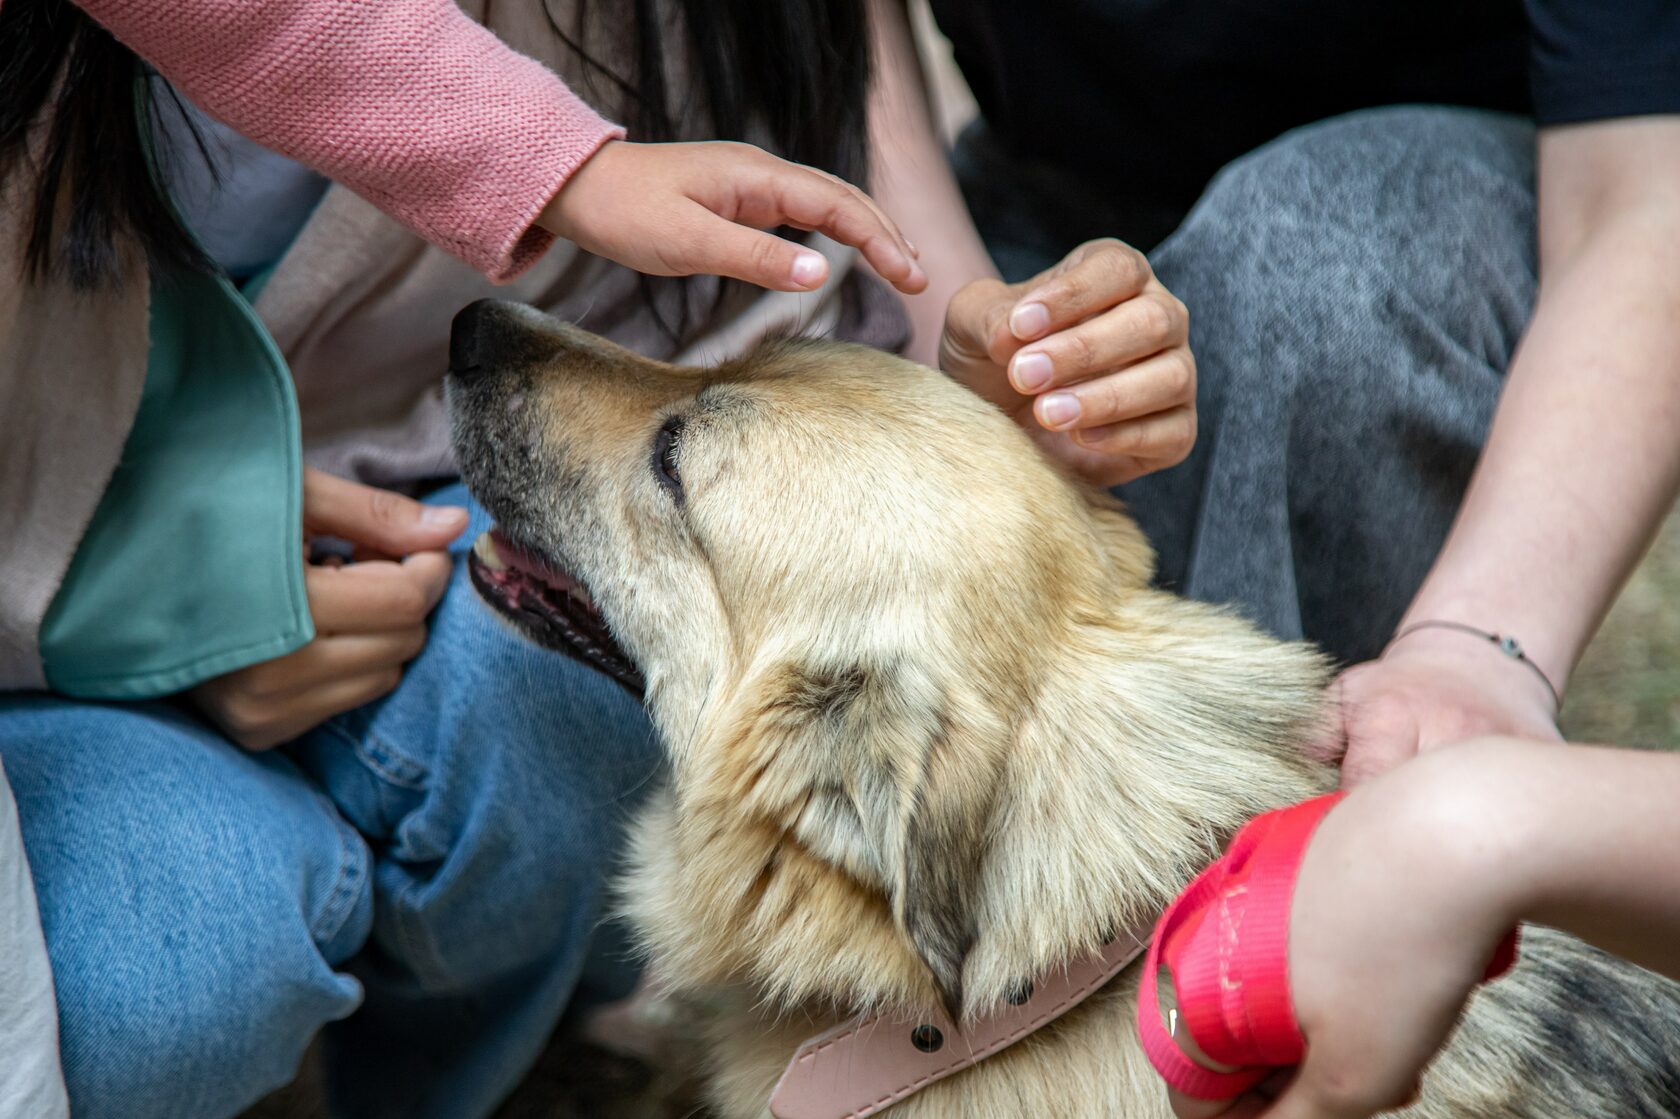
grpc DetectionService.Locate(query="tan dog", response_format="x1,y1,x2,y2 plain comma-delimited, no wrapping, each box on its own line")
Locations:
445,299,1680,1119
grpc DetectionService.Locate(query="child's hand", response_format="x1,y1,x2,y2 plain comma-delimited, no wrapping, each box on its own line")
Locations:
537,140,927,294
191,470,464,750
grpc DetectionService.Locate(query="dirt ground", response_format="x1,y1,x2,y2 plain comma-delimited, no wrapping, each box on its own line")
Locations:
1560,507,1680,747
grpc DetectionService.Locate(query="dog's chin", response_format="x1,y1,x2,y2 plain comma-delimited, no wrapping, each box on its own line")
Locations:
467,529,646,698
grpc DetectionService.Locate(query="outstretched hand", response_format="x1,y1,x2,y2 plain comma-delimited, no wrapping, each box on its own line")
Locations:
538,139,928,295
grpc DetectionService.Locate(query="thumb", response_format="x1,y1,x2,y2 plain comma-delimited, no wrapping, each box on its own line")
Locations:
303,469,467,557
672,210,832,291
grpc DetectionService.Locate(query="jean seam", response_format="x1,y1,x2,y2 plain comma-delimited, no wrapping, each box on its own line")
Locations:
307,789,369,950
386,860,452,990
319,717,428,791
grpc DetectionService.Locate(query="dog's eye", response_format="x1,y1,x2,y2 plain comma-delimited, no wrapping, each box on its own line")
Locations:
653,415,685,501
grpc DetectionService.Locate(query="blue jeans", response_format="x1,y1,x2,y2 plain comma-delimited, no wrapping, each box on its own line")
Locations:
0,485,662,1119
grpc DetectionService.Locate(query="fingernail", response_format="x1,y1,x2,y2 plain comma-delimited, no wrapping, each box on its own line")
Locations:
422,506,468,528
1010,301,1050,339
790,251,826,287
1012,351,1054,392
1040,392,1080,428
905,239,919,258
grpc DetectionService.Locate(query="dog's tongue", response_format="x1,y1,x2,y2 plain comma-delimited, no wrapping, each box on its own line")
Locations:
471,529,594,609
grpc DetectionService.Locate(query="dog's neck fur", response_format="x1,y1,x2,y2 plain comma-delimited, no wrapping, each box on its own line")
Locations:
621,580,1332,1026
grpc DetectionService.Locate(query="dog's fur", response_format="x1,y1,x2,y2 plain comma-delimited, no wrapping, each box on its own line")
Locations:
448,300,1680,1118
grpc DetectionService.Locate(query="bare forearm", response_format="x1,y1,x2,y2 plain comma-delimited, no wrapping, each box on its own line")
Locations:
1402,120,1680,691
1243,738,1680,1119
1432,739,1680,983
866,0,998,365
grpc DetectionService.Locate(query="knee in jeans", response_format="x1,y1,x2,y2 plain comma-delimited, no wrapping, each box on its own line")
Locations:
1160,106,1536,367
0,700,370,1119
385,761,651,990
363,667,663,990
56,915,359,1119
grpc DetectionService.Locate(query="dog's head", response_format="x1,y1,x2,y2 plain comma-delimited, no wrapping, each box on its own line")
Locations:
447,300,1327,1018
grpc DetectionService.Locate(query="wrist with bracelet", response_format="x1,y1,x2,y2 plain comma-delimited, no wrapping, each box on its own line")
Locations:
1386,620,1562,714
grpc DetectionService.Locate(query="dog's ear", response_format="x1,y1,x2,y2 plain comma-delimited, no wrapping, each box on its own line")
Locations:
767,659,1000,1019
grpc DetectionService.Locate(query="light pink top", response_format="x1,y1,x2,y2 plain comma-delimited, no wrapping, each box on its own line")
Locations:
66,0,624,281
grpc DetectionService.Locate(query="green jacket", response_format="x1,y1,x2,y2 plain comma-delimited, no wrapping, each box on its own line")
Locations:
37,269,311,698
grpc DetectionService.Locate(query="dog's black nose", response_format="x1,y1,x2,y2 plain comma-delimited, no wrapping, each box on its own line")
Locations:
448,299,499,377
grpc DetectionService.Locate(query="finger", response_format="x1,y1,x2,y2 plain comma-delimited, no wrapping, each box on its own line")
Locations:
731,164,926,293
969,281,1034,370
802,163,920,266
1045,391,1194,453
1051,407,1195,482
1006,239,1156,343
658,211,842,292
241,628,429,700
1008,292,1189,394
303,469,467,557
1333,691,1426,789
1036,350,1197,432
742,152,918,270
225,669,406,751
306,552,454,635
944,276,1016,364
1339,733,1420,789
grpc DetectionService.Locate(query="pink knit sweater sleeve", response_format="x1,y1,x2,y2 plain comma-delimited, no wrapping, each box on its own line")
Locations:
74,0,624,281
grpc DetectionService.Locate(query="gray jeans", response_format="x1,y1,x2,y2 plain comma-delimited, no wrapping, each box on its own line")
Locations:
957,106,1538,665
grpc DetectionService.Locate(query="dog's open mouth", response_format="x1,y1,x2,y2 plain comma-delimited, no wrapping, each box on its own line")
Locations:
467,529,645,697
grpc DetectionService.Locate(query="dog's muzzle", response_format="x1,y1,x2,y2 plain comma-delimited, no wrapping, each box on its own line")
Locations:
467,529,645,697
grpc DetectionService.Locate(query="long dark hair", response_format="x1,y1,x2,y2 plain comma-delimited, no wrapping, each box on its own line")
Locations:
554,0,872,340
557,0,871,184
0,0,871,292
0,0,211,288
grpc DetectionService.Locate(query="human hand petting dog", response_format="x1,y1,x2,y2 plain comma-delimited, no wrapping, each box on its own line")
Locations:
940,238,1195,487
1162,738,1680,1119
1314,627,1562,787
538,139,928,295
190,469,463,750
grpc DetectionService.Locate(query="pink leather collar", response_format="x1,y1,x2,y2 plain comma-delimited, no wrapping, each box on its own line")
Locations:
769,921,1154,1119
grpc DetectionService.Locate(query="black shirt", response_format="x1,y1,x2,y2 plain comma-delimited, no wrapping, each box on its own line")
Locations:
931,0,1680,218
